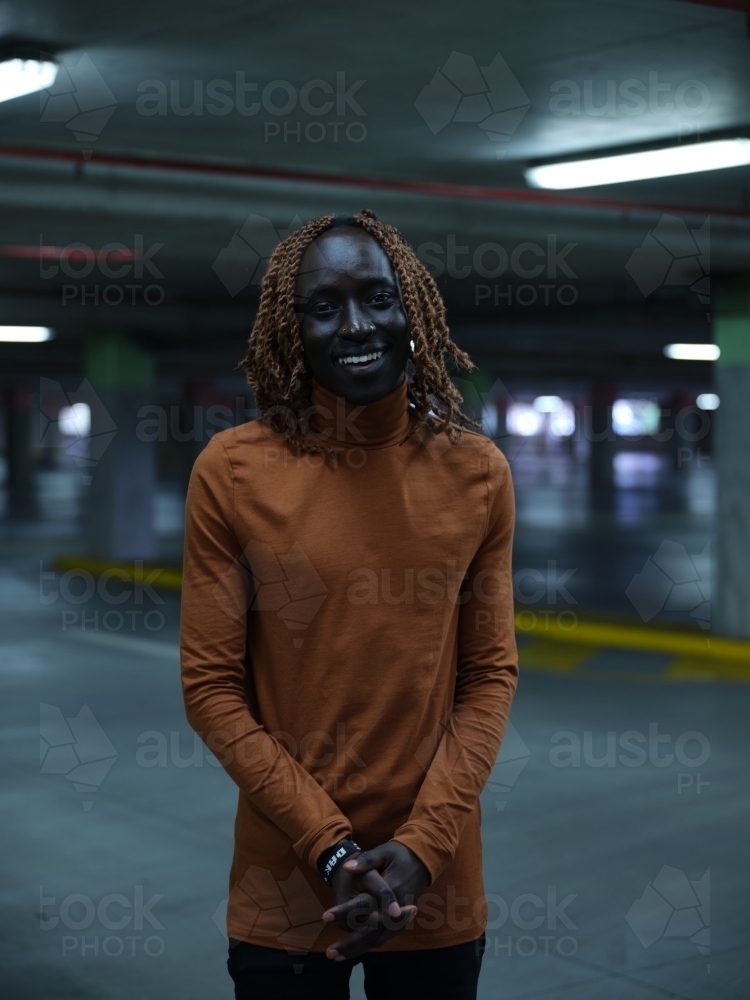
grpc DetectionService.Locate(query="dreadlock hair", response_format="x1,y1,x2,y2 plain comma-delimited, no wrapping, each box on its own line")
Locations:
238,209,480,452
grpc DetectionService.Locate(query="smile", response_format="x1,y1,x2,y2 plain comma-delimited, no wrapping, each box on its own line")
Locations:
336,349,386,367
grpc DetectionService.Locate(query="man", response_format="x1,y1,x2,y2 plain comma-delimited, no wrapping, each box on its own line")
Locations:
181,210,518,999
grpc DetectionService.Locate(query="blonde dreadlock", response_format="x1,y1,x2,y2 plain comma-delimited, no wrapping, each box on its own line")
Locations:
238,209,479,449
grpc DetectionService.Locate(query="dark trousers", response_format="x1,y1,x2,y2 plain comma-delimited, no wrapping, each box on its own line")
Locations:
228,935,486,1000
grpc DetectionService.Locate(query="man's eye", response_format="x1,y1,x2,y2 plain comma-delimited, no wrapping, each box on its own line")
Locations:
312,302,337,314
369,292,392,305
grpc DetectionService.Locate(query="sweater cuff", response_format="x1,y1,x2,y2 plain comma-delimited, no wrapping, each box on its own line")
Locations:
392,823,452,885
294,818,353,874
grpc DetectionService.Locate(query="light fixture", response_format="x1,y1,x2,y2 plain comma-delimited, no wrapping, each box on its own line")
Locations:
526,138,750,190
506,402,544,437
664,343,720,361
549,402,576,437
0,56,57,104
0,325,54,342
696,393,720,410
533,395,563,413
612,400,661,437
59,403,91,437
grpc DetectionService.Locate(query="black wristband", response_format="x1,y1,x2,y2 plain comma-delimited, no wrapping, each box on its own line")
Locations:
318,838,361,886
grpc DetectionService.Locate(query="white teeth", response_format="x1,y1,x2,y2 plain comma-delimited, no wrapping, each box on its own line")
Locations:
337,351,384,365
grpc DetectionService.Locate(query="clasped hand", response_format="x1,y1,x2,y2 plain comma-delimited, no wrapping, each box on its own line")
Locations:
322,841,429,961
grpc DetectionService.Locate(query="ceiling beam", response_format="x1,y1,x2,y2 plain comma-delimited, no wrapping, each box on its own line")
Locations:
0,144,747,223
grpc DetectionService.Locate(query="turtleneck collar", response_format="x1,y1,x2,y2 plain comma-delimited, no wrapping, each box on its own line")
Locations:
307,377,412,450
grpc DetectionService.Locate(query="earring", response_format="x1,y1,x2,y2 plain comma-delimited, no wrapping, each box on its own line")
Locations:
410,338,415,353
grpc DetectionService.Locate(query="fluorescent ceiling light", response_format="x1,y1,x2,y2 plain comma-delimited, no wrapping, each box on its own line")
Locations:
533,395,563,413
0,326,55,342
696,393,719,410
664,343,719,361
526,138,750,190
0,57,57,104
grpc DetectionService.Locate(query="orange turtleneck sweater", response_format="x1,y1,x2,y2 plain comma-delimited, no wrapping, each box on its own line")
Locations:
180,378,518,952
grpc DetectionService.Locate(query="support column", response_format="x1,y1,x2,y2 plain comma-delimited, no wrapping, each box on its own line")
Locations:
84,331,157,561
666,391,694,471
587,382,616,496
714,279,750,638
4,386,38,519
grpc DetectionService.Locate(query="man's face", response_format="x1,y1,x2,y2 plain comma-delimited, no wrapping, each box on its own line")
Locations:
296,227,411,405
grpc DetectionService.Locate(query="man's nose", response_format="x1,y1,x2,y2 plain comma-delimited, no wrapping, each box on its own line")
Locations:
339,301,374,340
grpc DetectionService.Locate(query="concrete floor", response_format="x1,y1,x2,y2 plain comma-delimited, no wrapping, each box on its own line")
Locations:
1,553,747,1000
511,449,713,623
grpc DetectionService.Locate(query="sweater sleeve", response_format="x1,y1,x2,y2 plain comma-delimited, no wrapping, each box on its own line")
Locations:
180,436,352,871
393,443,518,882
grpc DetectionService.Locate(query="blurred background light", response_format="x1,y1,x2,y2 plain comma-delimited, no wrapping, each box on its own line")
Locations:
664,343,720,361
548,401,576,437
0,325,54,342
0,57,58,104
612,399,661,437
696,393,720,410
506,402,544,436
58,403,91,438
526,138,750,190
533,395,563,412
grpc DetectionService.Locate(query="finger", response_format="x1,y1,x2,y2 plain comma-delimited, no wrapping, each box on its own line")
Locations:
379,904,417,931
326,915,382,962
326,907,415,962
358,868,402,918
342,846,387,874
341,847,402,917
322,892,377,931
367,906,418,953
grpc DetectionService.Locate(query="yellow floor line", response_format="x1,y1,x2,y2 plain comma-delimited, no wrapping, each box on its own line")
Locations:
515,614,750,664
53,556,183,590
518,639,593,673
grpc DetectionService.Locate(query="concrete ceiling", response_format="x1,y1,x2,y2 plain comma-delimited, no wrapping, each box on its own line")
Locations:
2,0,750,184
0,0,748,376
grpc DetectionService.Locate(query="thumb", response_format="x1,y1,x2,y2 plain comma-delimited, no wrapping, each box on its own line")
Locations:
343,846,389,874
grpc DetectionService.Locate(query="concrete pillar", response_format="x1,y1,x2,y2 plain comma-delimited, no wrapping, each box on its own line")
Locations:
587,383,616,494
714,279,750,638
4,386,38,519
84,331,157,561
665,391,694,471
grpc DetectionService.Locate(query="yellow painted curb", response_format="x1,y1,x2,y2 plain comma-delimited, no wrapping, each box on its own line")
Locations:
53,556,183,591
515,613,750,664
